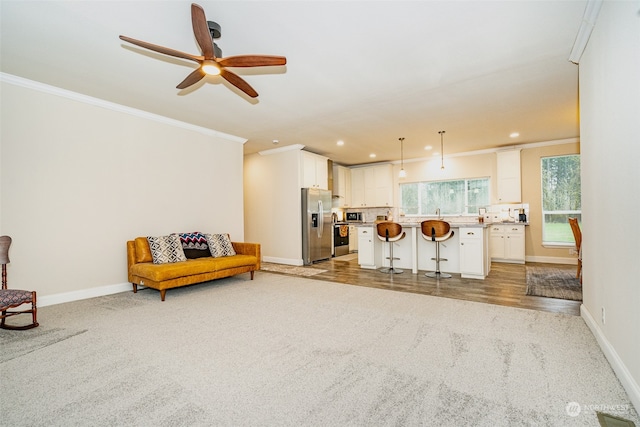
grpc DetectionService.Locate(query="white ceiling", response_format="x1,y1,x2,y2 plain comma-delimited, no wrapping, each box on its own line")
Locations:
1,0,585,166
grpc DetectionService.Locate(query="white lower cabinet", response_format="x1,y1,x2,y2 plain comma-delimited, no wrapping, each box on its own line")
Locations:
459,227,489,279
490,224,525,264
357,226,376,269
349,225,358,252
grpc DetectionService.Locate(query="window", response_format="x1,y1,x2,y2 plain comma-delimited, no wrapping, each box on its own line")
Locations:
541,155,581,245
400,178,490,216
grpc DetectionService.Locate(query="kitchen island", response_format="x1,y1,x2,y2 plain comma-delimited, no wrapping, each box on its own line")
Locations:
357,221,490,279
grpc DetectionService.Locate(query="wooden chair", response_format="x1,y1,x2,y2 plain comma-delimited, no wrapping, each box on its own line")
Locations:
421,220,455,279
376,222,406,274
0,236,39,330
568,218,582,283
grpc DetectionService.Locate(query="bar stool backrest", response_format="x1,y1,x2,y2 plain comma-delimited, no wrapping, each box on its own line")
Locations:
421,220,452,241
376,222,404,242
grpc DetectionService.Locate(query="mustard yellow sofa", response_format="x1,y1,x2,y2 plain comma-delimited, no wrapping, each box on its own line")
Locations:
127,237,260,301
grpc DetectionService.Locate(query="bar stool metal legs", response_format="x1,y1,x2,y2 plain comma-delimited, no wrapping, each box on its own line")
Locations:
376,222,406,275
425,239,451,278
380,239,403,274
421,220,454,279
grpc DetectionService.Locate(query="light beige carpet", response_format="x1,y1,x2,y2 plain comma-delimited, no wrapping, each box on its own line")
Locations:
1,272,637,426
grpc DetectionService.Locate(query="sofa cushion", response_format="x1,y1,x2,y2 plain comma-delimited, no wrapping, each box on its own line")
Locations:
178,232,210,259
206,233,237,257
130,255,258,282
134,237,153,264
147,234,187,264
183,249,211,259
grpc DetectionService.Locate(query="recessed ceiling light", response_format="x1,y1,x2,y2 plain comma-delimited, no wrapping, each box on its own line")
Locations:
509,132,520,138
337,140,344,146
369,153,376,158
424,145,432,151
272,139,279,144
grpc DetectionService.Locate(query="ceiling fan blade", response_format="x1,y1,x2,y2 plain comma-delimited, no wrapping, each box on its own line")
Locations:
218,55,287,68
191,3,215,59
176,68,206,89
119,35,203,63
220,69,258,98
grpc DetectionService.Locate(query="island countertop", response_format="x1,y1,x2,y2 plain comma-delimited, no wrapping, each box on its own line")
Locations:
355,221,489,228
355,221,529,228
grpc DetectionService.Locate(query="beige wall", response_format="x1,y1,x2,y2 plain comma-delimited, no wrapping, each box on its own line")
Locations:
579,1,640,411
1,79,246,301
393,152,495,192
244,148,303,264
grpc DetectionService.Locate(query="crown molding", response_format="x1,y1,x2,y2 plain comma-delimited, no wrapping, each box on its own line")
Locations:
568,0,603,64
258,144,305,156
0,72,247,144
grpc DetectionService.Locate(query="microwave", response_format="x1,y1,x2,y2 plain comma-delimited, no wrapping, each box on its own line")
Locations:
346,212,363,222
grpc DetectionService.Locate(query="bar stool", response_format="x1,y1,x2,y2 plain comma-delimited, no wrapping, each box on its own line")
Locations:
376,222,406,274
421,220,454,278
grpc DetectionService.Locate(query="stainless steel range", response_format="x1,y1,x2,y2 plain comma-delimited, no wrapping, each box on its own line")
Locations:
333,223,350,257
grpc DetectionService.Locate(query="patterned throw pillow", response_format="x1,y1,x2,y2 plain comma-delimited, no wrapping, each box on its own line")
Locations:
178,232,210,259
206,233,237,258
147,234,187,264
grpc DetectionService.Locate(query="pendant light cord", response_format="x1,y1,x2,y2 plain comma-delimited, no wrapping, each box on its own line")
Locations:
398,137,406,178
439,131,445,170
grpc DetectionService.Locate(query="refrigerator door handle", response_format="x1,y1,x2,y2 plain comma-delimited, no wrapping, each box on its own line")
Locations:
318,200,323,238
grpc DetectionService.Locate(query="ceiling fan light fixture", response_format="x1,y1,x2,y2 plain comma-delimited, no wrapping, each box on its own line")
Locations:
119,3,286,98
201,60,220,75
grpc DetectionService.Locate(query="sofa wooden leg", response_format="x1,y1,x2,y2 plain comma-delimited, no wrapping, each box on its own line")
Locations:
132,283,138,293
250,271,255,280
160,289,166,301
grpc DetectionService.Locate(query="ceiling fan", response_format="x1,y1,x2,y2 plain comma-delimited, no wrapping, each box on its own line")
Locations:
119,3,286,98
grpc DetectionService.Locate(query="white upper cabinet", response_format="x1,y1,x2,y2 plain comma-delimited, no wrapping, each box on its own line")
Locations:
301,151,329,190
350,167,366,207
373,164,393,207
496,150,521,203
350,164,393,207
333,165,351,207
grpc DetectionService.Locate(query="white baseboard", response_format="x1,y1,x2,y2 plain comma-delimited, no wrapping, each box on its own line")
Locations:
525,255,577,264
581,305,640,414
38,282,133,307
262,256,304,266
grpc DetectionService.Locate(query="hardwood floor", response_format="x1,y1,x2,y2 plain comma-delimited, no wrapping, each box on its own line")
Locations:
280,256,582,316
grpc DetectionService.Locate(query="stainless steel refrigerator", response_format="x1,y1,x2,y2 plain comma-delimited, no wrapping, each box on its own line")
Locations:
302,188,332,265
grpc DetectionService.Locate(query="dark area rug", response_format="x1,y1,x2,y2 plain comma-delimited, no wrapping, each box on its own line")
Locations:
525,266,582,301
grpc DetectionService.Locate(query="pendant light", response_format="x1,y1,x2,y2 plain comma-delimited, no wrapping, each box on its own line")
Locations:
398,137,406,178
439,130,446,170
